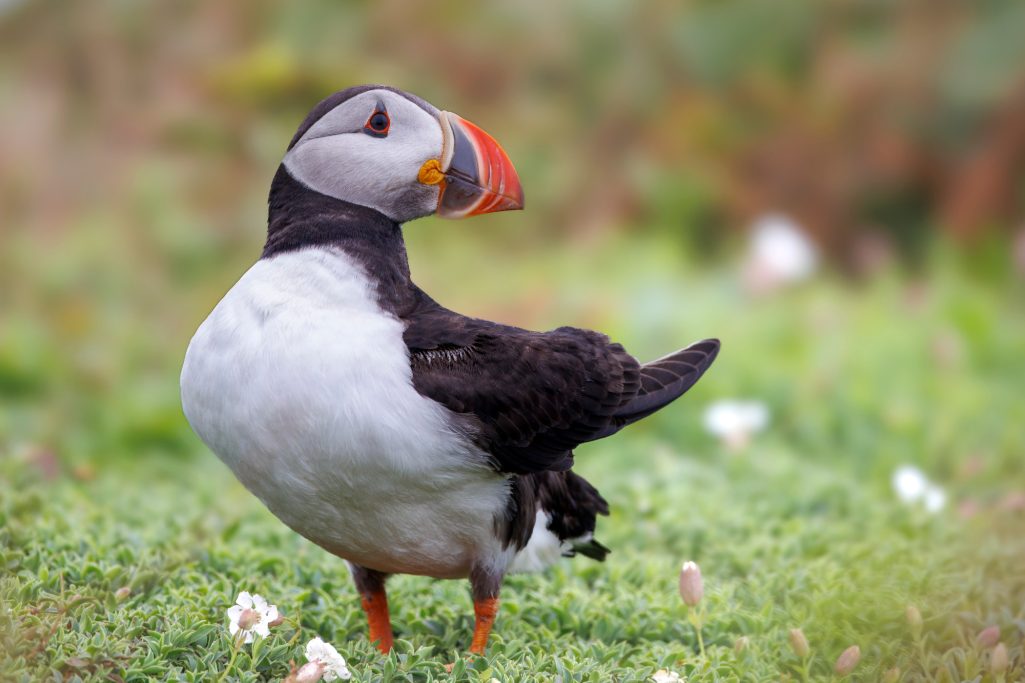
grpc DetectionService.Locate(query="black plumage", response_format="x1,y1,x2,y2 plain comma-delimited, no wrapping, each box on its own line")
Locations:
405,293,721,473
404,295,718,553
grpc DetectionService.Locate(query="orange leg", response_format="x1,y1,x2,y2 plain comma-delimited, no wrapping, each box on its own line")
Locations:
360,590,394,653
469,597,499,654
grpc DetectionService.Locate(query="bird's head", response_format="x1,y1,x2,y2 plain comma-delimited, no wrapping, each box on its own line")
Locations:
281,85,524,223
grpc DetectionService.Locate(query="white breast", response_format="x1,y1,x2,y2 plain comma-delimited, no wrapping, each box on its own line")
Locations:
180,248,511,578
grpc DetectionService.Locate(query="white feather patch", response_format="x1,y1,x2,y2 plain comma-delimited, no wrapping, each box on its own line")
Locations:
181,248,511,578
508,510,572,574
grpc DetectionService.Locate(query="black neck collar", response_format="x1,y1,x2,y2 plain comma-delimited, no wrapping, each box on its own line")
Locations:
263,166,419,314
263,165,405,260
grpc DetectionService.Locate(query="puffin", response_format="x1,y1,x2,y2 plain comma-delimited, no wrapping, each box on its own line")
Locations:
180,85,719,655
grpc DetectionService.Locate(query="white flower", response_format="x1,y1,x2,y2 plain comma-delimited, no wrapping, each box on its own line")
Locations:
892,465,946,514
703,399,769,449
652,670,684,683
744,213,818,291
892,466,928,503
305,637,351,681
923,485,946,513
226,591,278,644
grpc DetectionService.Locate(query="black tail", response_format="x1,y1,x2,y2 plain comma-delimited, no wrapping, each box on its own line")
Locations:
590,338,720,439
568,538,611,561
536,470,611,562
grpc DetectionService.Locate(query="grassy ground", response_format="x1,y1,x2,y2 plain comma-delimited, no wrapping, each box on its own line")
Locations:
2,237,1025,681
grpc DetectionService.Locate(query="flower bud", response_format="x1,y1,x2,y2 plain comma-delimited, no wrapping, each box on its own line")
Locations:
734,636,750,653
294,662,326,683
881,666,901,683
991,643,1008,675
905,605,922,637
237,608,260,631
268,613,285,628
788,628,810,658
114,586,132,602
834,645,861,676
678,561,703,607
976,625,1000,649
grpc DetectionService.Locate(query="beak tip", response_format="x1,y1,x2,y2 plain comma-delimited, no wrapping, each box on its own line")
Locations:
505,183,525,212
498,195,524,213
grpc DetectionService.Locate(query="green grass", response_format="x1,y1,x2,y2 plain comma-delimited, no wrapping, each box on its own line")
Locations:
2,238,1025,681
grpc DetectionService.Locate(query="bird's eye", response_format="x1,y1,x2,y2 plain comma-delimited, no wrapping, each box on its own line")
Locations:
364,110,390,137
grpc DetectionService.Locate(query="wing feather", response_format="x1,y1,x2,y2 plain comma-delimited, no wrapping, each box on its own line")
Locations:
403,289,717,473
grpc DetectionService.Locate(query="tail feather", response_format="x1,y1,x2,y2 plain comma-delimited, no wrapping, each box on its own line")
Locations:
566,538,611,561
591,338,720,439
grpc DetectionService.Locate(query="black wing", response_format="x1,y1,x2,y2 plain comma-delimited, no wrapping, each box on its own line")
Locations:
403,289,718,474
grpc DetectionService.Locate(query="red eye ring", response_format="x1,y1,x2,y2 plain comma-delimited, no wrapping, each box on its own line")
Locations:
364,110,390,137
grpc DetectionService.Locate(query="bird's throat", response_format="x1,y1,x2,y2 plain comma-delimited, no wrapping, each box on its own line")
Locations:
264,166,405,260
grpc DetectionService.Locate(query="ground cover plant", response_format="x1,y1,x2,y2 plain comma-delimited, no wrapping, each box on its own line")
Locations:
2,237,1023,681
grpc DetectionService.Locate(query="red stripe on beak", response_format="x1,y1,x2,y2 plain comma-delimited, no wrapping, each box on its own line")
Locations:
437,113,524,219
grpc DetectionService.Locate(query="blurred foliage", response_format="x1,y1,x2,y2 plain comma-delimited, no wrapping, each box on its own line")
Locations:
2,0,1025,268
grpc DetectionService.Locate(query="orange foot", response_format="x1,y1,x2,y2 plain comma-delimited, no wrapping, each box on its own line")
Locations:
469,597,499,655
360,590,393,653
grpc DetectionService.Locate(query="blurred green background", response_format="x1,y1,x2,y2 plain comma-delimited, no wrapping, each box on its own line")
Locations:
3,0,1024,466
2,1,1025,681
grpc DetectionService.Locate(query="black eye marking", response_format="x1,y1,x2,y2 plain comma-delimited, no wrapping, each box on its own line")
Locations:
363,103,390,138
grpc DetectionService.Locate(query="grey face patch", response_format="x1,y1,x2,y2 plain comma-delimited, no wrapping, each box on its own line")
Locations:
283,88,444,222
287,85,440,151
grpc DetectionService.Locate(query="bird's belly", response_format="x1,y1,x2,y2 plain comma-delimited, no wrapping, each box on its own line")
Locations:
269,464,510,578
180,251,509,577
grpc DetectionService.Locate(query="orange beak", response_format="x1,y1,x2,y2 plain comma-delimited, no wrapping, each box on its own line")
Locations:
434,112,524,218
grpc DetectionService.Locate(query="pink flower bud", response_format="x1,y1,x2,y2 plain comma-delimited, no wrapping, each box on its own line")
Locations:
991,643,1008,675
678,561,703,607
905,605,922,636
294,662,326,683
976,625,1000,649
882,666,901,683
114,586,132,602
237,608,260,631
834,645,861,676
734,636,750,653
268,613,285,628
788,628,810,658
